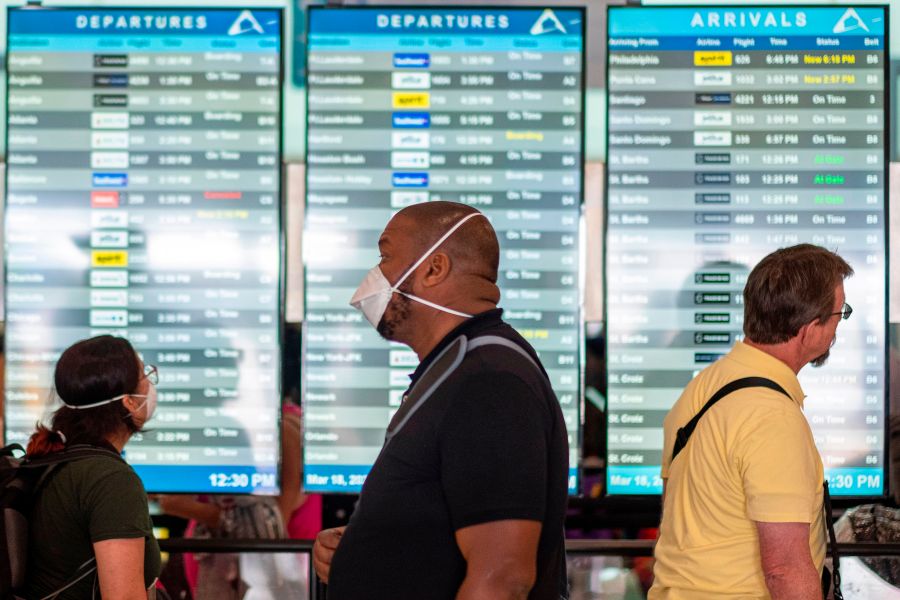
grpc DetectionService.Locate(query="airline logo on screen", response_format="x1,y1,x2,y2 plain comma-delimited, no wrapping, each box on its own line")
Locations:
227,10,278,36
530,9,567,36
228,10,263,35
833,8,869,34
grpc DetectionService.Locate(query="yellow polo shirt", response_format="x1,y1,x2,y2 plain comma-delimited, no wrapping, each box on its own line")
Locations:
649,341,825,599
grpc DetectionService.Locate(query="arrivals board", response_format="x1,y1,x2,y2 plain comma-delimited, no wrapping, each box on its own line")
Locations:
606,6,888,496
304,7,584,493
5,8,284,494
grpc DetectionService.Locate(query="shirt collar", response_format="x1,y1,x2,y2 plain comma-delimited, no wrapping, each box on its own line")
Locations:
408,308,504,386
728,340,807,407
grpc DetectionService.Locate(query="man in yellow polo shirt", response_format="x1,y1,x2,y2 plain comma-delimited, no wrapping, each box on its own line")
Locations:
650,244,854,600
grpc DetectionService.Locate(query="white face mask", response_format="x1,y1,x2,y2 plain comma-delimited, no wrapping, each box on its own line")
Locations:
137,385,158,422
350,212,486,328
63,384,157,422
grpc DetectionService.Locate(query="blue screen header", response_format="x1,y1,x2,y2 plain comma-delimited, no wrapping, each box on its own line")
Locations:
309,7,583,37
9,8,281,37
609,6,885,38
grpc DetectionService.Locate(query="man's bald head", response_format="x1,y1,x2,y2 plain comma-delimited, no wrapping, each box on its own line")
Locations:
372,201,501,350
392,201,499,283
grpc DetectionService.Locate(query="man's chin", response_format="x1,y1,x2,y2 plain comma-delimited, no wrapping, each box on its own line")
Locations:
810,350,830,368
377,294,412,342
376,318,397,342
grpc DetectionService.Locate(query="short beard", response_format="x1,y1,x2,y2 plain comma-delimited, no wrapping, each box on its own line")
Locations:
810,350,830,368
810,336,836,368
376,292,412,342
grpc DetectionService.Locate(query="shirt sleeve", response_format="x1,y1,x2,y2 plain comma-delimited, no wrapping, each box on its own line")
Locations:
83,461,153,542
660,380,702,479
439,372,551,531
737,408,822,523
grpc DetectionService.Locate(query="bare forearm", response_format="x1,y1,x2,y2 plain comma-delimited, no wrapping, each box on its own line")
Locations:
163,500,221,528
456,576,531,600
756,520,820,600
764,564,821,600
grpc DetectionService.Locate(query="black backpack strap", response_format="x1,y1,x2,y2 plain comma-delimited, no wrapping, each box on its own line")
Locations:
0,444,25,458
22,445,123,469
25,446,125,503
671,376,790,461
823,481,843,600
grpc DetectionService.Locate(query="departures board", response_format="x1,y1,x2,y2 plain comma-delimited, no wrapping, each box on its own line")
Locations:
304,7,584,494
4,8,283,494
606,6,888,496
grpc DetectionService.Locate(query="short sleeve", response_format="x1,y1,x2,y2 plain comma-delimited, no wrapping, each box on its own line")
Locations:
439,372,550,531
737,409,821,523
660,381,702,479
83,461,152,542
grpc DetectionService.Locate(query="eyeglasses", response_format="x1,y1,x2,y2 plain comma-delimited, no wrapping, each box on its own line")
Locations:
829,303,853,321
142,364,159,385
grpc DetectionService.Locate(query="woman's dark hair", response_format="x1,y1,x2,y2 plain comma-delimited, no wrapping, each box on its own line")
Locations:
743,244,853,345
27,335,142,456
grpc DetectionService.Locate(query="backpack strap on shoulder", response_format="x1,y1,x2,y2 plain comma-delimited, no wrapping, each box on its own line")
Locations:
384,336,468,445
466,335,543,373
35,557,98,600
0,445,25,459
383,334,551,445
25,446,125,506
22,445,124,469
671,376,790,461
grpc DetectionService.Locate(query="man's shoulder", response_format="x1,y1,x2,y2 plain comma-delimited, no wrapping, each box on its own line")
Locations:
456,337,552,403
669,359,799,425
459,324,543,375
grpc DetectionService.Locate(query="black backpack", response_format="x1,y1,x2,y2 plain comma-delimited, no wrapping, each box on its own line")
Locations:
0,443,124,599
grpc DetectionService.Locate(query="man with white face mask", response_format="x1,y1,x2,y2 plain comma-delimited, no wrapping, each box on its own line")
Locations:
314,201,570,600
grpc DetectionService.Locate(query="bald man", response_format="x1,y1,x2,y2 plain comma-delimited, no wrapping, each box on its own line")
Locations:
313,202,569,600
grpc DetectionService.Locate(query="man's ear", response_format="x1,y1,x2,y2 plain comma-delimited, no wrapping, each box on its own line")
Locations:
796,318,821,351
421,253,452,287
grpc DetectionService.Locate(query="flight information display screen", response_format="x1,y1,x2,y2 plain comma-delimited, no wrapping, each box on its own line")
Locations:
304,7,584,493
5,8,283,494
606,6,888,496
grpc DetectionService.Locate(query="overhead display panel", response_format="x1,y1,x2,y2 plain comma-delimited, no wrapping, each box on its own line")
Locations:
5,8,284,494
606,6,888,496
304,6,584,494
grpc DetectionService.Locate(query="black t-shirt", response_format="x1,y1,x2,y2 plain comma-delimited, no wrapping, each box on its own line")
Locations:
328,309,569,600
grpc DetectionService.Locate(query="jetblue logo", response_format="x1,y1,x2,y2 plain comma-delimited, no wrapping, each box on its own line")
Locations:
393,53,430,68
392,173,429,188
392,112,430,128
92,173,128,187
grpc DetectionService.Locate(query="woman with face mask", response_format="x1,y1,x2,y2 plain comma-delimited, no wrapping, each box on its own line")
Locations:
23,335,161,600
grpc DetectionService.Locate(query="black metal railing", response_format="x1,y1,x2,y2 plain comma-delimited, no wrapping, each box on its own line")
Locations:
158,538,900,599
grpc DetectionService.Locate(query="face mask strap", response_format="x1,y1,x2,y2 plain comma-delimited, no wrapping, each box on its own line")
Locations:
63,393,147,410
397,291,473,318
390,212,486,291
